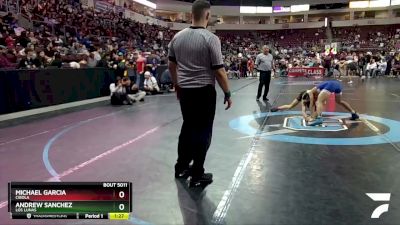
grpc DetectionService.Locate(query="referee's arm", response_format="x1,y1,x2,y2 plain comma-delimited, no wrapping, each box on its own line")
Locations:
168,59,180,99
210,35,232,110
168,40,179,88
254,54,260,70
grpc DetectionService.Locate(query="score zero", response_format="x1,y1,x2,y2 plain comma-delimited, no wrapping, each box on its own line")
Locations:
103,183,127,199
103,183,128,211
103,182,128,187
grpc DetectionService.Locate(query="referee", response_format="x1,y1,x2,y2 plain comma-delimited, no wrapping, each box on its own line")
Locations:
255,45,274,101
168,0,232,188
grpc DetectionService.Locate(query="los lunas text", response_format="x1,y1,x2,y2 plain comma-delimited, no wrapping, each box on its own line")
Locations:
14,202,73,212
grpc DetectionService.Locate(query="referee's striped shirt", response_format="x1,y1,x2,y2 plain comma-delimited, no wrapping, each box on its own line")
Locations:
168,26,224,88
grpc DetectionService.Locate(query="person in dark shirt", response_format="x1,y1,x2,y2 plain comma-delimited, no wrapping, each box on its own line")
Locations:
45,43,55,57
50,53,63,68
2,13,14,24
0,32,5,46
385,53,394,76
18,57,35,69
0,49,15,68
5,49,17,63
32,52,44,68
114,52,126,77
97,54,112,68
17,31,30,48
37,51,49,68
240,56,248,78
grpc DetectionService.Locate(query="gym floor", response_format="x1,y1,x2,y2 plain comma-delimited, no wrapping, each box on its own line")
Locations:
1,76,400,225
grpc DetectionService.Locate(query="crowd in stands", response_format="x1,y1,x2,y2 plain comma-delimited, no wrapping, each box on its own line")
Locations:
217,25,400,80
0,0,174,73
1,0,400,82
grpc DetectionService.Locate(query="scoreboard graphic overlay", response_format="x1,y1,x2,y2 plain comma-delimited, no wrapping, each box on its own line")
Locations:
8,182,132,220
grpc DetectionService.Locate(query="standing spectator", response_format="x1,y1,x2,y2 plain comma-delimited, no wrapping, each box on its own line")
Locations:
114,52,127,77
136,52,146,89
147,50,160,78
385,52,394,76
240,55,248,78
255,45,274,101
168,0,232,188
358,53,366,76
338,58,347,77
247,56,255,77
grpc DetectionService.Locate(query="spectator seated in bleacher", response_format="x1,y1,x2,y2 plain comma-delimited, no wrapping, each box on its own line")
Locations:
159,69,174,92
392,53,400,76
127,80,146,103
143,71,161,95
227,62,240,79
110,76,130,105
110,76,145,105
377,58,387,76
366,58,378,78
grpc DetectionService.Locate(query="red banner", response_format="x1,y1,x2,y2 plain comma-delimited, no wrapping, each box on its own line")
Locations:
288,67,325,77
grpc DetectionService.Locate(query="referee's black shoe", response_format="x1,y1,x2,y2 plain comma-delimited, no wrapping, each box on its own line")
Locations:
263,97,269,101
188,173,213,188
175,166,192,179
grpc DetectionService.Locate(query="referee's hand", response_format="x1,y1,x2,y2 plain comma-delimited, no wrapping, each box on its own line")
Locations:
224,91,232,110
224,98,232,110
174,85,181,100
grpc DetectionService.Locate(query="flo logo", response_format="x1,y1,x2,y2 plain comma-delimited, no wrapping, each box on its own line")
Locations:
366,193,391,218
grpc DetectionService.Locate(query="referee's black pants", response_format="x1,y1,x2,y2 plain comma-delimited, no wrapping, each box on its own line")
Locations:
175,85,216,179
257,70,271,99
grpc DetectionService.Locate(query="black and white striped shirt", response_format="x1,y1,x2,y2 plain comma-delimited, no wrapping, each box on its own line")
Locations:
255,53,273,72
168,26,224,88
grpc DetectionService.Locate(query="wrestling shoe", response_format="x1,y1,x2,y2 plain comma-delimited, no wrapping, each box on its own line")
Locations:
350,113,359,120
188,173,213,188
270,107,279,112
308,117,323,126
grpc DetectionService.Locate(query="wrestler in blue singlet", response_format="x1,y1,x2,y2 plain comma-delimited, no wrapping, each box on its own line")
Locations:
316,80,342,94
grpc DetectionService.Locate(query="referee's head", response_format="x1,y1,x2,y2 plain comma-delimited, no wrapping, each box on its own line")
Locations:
192,0,211,27
262,45,270,54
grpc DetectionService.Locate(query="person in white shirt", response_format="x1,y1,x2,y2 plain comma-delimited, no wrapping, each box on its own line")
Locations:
378,59,387,76
366,58,378,78
110,77,146,104
93,50,101,61
110,77,128,105
143,71,160,94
